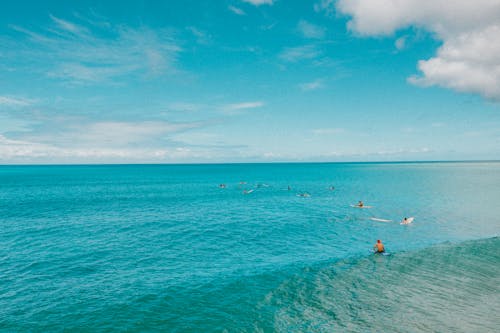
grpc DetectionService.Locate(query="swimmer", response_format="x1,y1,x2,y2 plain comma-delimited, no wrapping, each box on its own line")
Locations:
219,184,226,188
373,239,385,253
287,185,292,191
329,186,335,191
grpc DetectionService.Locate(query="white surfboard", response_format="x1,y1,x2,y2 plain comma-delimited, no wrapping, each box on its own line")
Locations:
350,204,373,209
370,217,392,222
400,217,414,225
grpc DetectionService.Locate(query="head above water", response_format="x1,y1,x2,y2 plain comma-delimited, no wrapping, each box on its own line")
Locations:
377,240,381,243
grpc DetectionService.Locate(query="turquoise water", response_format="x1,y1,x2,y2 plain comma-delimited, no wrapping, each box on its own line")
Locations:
1,162,499,332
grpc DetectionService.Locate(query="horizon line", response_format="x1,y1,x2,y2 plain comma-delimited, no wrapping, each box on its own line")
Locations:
1,159,499,167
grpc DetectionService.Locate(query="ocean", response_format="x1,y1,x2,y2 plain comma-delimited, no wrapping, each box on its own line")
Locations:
1,162,499,332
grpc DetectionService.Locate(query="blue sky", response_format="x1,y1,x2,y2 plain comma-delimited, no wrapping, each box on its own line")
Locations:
1,0,499,163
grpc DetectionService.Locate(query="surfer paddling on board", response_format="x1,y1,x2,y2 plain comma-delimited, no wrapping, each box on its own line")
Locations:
357,201,364,207
373,240,385,253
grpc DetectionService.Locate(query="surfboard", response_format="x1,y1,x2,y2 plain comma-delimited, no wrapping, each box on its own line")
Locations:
350,204,373,209
400,217,414,225
372,250,391,256
370,217,392,222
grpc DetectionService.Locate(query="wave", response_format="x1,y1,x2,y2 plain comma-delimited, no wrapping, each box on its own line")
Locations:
3,238,497,332
253,237,500,332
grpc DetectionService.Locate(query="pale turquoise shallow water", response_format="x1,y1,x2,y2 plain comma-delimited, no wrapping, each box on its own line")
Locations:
0,162,499,332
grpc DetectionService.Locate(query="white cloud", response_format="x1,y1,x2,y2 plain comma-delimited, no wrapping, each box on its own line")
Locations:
0,96,34,107
314,0,336,16
298,20,326,39
187,26,212,45
408,25,500,100
229,6,246,15
330,0,500,100
312,128,345,135
49,14,88,35
335,0,500,37
0,120,206,162
222,101,264,114
299,79,324,91
74,121,194,146
394,36,406,50
279,45,321,62
242,0,274,6
9,15,181,83
168,102,202,112
0,133,173,161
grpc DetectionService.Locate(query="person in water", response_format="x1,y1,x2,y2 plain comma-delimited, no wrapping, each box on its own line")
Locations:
358,200,364,207
373,239,385,253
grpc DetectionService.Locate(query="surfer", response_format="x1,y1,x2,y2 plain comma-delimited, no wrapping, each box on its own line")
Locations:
358,200,364,207
373,239,385,253
401,217,414,225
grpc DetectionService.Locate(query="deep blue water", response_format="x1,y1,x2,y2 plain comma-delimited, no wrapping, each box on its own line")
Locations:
1,162,499,332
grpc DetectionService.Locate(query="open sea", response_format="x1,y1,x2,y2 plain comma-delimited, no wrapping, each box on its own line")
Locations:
1,162,499,332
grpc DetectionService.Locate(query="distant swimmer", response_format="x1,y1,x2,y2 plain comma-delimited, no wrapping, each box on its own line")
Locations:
400,217,414,225
329,186,335,191
243,189,254,195
287,185,292,191
219,184,226,189
297,192,311,197
373,239,385,253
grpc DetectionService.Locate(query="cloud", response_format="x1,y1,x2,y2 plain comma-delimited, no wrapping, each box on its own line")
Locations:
330,0,500,100
221,101,264,114
0,96,34,107
312,128,345,135
394,36,406,50
168,102,202,112
299,79,324,91
314,0,336,16
408,25,500,100
241,0,274,6
8,14,181,84
49,14,88,35
187,26,212,45
229,6,246,15
73,121,196,146
297,20,326,39
0,120,207,162
279,45,321,62
0,133,180,161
